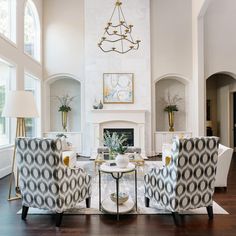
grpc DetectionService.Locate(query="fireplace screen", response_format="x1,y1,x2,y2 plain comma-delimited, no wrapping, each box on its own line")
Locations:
103,128,134,146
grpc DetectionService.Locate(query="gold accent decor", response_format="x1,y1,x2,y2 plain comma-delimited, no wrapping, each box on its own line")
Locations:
98,0,141,54
61,111,68,132
8,118,26,201
168,111,174,132
165,156,171,166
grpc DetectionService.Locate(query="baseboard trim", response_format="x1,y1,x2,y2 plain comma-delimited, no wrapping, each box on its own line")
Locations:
0,165,11,179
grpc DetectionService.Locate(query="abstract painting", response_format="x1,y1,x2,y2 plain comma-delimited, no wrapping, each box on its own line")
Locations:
103,73,134,104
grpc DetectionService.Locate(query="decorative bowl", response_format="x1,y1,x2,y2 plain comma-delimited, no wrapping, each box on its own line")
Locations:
110,192,129,205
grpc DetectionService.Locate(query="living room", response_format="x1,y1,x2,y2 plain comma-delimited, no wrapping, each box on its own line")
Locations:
0,0,236,235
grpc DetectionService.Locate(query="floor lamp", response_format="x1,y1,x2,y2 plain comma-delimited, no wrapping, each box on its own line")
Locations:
2,91,39,201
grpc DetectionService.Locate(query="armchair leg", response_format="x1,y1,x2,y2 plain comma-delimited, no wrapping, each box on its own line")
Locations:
206,205,213,220
86,197,91,208
55,212,63,227
144,197,150,207
22,206,29,220
172,212,180,226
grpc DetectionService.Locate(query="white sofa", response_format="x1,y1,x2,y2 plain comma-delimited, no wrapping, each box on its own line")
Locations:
215,144,233,188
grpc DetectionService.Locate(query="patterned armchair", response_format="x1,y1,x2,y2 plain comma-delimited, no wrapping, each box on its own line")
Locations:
16,138,92,227
144,137,219,221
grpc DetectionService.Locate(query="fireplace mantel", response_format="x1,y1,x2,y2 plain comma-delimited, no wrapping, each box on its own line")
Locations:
90,109,147,156
91,109,147,113
90,109,147,124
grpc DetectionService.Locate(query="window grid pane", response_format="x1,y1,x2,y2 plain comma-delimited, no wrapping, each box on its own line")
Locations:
0,60,11,146
0,0,10,38
0,0,16,42
24,74,40,138
24,0,40,60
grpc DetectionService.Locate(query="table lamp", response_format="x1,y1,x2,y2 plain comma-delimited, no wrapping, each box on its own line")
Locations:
2,90,39,201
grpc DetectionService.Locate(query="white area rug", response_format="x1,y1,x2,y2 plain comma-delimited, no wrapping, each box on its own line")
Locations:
17,161,228,215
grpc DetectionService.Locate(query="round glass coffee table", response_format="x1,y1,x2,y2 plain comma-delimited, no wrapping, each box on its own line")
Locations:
98,162,138,220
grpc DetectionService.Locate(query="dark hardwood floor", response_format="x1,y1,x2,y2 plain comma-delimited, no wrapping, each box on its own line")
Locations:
1,156,236,236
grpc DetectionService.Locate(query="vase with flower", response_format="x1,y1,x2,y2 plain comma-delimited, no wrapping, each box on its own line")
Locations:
161,92,182,132
56,94,76,132
102,131,127,160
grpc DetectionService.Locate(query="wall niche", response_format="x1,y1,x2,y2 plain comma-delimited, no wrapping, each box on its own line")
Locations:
49,77,81,132
155,77,186,131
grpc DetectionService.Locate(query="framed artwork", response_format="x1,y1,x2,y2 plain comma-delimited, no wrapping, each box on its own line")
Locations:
103,73,134,104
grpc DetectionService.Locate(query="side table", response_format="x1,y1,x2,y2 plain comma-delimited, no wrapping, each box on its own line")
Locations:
98,162,137,220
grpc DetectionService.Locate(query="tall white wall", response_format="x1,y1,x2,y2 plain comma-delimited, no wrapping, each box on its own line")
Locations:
0,0,43,178
84,0,151,155
43,0,85,143
151,0,192,80
43,0,84,79
204,0,236,78
151,0,192,139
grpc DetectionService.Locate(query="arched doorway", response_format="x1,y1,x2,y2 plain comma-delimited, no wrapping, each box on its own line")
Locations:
205,72,236,148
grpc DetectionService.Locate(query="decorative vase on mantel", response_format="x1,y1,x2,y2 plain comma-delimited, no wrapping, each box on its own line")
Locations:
168,111,174,132
61,111,68,132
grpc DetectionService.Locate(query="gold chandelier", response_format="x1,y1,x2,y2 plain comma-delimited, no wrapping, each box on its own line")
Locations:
98,0,141,54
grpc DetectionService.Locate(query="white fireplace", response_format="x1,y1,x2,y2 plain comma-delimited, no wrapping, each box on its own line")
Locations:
90,109,147,157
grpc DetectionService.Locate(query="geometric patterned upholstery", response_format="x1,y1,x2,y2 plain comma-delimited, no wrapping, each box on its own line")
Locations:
144,136,219,212
16,137,92,213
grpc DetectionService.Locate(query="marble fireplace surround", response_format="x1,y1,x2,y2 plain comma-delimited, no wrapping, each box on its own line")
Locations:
90,110,147,157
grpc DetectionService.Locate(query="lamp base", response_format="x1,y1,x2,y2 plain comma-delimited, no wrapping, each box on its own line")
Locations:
8,117,25,201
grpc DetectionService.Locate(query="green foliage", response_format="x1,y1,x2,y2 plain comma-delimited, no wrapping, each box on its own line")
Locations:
55,94,76,113
58,105,71,112
103,131,127,153
115,143,128,154
160,92,182,113
164,105,178,112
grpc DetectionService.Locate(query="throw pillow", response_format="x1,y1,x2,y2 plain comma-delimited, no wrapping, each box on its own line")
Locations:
162,143,172,166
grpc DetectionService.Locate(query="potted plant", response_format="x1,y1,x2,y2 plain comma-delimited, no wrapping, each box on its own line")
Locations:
161,92,182,131
56,94,76,132
115,143,129,168
103,131,127,160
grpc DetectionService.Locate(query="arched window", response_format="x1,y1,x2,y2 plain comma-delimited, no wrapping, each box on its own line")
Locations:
24,0,40,61
0,0,16,42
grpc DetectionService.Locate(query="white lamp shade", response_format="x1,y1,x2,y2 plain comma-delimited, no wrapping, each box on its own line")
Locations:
2,90,39,118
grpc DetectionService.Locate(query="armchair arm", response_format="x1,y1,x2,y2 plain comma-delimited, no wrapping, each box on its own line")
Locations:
55,166,92,213
144,166,166,197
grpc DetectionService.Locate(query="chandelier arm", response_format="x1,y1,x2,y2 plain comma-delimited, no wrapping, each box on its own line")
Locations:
109,24,130,30
114,47,133,54
122,38,140,45
105,30,127,38
99,44,137,54
102,38,127,43
105,27,126,37
100,37,140,45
